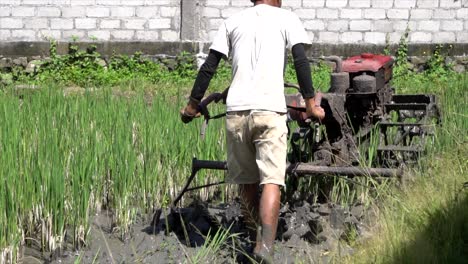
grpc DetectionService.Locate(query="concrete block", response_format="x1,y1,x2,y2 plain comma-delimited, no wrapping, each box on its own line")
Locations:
410,9,433,20
340,32,363,43
317,8,339,19
39,30,61,40
100,19,121,29
433,9,455,19
282,0,302,8
144,0,179,4
12,7,35,17
207,30,217,41
135,30,159,40
373,20,393,32
22,0,48,5
387,9,409,19
208,0,232,6
63,30,86,40
307,31,316,42
0,18,23,29
349,0,371,7
231,0,251,7
0,0,20,4
136,7,158,18
161,30,179,41
457,32,468,42
340,9,363,19
364,8,386,19
440,0,462,8
221,8,245,18
465,21,468,30
304,20,326,30
457,8,468,19
160,7,178,17
52,19,76,30
88,30,111,41
11,30,36,41
71,0,96,6
441,20,464,31
208,18,223,30
87,7,110,17
350,20,371,31
433,32,456,43
410,31,432,42
96,0,116,4
24,18,48,29
111,30,135,40
327,20,349,31
62,7,86,17
417,20,440,31
75,18,97,29
364,32,386,44
318,32,340,43
326,0,348,8
124,19,147,30
0,7,11,17
202,7,220,18
0,30,11,41
111,7,135,17
295,9,316,19
303,0,325,7
121,0,145,5
416,0,438,8
388,32,404,43
53,0,72,4
371,0,393,8
393,20,417,31
394,0,416,8
148,18,171,29
37,7,61,17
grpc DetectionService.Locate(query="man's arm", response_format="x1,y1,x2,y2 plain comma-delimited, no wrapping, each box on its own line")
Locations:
291,43,325,120
180,49,224,123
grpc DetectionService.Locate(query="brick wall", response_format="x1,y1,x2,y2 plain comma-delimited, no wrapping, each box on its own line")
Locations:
201,0,468,44
0,0,180,42
0,0,467,44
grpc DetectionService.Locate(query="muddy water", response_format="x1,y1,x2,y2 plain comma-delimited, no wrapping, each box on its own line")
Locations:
22,199,374,264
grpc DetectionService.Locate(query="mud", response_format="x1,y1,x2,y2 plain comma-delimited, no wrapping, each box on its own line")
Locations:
22,199,374,264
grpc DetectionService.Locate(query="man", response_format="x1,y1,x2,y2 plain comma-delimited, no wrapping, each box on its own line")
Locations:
180,0,325,261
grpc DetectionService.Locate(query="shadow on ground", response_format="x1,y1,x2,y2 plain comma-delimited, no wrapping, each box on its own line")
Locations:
391,187,468,264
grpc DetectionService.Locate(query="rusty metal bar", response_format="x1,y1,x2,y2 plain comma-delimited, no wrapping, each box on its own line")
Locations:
288,163,402,177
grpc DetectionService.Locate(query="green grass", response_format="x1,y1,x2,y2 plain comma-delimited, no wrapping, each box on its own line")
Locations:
0,85,228,259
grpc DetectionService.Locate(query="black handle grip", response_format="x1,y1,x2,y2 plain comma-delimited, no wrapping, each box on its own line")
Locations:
192,158,228,171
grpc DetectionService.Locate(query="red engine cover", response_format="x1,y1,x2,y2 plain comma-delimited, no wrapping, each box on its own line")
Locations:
342,53,393,73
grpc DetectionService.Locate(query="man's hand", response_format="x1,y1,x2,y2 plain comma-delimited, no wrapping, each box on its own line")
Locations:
305,94,325,121
180,98,201,124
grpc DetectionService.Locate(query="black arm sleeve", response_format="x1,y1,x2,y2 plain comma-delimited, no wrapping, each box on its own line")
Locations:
189,49,224,101
292,43,315,99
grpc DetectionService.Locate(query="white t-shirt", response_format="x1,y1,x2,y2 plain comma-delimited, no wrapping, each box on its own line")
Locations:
210,4,311,113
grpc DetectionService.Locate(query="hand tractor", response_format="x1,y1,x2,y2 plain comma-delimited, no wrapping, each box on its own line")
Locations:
152,53,440,227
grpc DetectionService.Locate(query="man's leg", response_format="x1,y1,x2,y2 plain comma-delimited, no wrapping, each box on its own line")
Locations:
239,183,260,239
255,183,281,255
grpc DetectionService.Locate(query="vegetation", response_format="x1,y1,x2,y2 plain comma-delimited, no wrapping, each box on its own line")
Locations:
0,40,466,263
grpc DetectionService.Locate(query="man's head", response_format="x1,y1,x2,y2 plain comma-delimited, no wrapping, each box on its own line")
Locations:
251,0,282,7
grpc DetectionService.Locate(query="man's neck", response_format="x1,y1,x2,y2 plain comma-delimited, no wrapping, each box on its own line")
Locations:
254,0,280,8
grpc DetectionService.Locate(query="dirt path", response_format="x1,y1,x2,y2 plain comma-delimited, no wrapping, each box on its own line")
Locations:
22,199,372,264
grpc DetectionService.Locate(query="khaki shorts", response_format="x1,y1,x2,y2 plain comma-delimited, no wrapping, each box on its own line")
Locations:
225,110,288,186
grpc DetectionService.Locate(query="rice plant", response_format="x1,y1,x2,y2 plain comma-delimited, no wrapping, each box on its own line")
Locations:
0,86,227,259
